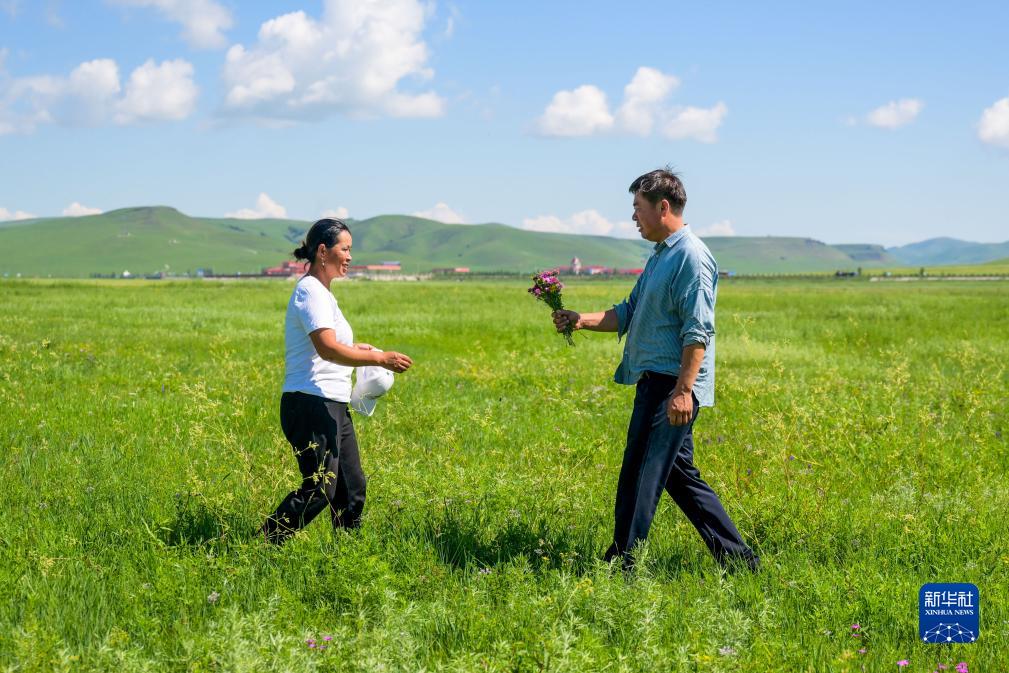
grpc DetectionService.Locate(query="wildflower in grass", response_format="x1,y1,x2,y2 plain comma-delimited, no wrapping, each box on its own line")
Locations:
718,646,736,656
528,270,574,346
898,661,909,667
478,567,493,575
207,591,219,604
322,635,332,642
938,665,947,670
858,648,866,654
956,663,968,673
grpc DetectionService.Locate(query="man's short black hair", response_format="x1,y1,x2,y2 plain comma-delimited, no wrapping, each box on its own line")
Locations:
629,167,686,215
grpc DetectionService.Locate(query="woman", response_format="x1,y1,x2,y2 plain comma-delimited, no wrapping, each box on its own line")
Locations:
263,218,412,543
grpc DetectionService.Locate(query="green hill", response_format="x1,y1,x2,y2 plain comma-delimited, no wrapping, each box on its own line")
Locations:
831,244,898,265
703,237,859,274
887,237,1009,265
4,206,1002,277
0,207,652,277
348,215,653,272
0,207,311,277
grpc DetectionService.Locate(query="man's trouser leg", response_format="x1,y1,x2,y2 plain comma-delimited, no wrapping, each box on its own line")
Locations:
606,373,756,568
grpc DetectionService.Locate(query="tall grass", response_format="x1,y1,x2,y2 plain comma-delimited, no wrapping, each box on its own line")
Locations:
1,279,1006,672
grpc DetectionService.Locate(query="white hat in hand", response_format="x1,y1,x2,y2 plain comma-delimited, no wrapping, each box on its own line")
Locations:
350,365,395,416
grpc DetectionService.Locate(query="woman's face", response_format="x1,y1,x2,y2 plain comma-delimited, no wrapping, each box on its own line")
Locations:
321,230,352,278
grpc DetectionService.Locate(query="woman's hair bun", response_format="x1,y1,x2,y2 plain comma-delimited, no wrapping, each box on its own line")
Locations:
292,241,310,261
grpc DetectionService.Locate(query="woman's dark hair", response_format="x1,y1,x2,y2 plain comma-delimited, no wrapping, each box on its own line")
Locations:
293,218,351,263
629,167,687,215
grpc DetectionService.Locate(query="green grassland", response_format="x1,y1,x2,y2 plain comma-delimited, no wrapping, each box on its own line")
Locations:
861,257,1009,277
1,279,1007,672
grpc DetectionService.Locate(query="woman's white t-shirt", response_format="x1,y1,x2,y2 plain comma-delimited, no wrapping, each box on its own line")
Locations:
282,275,354,402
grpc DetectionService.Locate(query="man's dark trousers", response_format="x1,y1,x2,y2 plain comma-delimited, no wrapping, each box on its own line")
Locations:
605,372,756,567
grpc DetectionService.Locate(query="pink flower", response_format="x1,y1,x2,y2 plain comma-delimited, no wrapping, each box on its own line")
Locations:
955,664,968,673
858,648,866,654
851,623,861,630
898,661,909,668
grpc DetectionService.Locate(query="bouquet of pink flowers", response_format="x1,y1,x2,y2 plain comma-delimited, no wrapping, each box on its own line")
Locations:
528,269,574,346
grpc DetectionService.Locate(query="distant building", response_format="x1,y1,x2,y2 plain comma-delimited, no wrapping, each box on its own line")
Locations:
584,265,611,275
263,260,308,277
433,267,471,274
571,257,582,275
616,268,645,276
349,263,401,272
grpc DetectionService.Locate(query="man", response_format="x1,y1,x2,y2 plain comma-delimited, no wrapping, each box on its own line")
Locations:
553,168,758,571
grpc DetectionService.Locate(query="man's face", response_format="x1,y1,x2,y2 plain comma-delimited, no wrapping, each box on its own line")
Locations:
632,192,664,242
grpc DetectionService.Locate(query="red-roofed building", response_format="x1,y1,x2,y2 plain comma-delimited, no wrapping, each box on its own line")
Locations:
263,260,308,276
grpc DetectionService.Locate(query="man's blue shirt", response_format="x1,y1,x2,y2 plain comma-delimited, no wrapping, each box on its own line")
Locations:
613,226,718,407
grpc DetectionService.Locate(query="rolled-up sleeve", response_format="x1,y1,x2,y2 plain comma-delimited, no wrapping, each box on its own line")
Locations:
614,273,643,340
678,278,715,347
613,299,632,339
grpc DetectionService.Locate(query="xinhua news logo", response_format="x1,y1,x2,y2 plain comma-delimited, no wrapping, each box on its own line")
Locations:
919,583,979,643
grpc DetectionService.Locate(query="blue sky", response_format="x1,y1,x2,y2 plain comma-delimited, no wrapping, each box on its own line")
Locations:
1,0,1007,246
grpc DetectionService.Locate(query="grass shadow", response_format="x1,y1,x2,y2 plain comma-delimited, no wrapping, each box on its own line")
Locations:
408,502,602,574
157,491,259,547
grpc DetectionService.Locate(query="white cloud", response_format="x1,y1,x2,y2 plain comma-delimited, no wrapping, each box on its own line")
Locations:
413,202,466,224
226,193,288,219
116,59,198,123
615,66,680,135
536,67,725,142
662,102,728,143
693,219,736,237
108,0,233,49
0,206,36,220
978,96,1009,150
321,207,350,220
221,0,445,122
536,85,614,136
0,57,197,133
62,202,103,217
66,59,122,125
521,209,638,239
866,98,923,129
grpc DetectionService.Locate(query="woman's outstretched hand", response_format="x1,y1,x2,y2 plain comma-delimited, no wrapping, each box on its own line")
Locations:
378,351,412,373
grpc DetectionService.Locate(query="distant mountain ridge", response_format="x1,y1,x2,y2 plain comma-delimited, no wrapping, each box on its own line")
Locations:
885,237,1009,266
0,206,1005,276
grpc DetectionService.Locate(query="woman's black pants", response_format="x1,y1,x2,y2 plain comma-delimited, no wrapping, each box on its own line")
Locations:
263,391,366,542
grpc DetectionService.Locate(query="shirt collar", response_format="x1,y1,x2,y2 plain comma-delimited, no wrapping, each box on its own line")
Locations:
653,225,690,252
